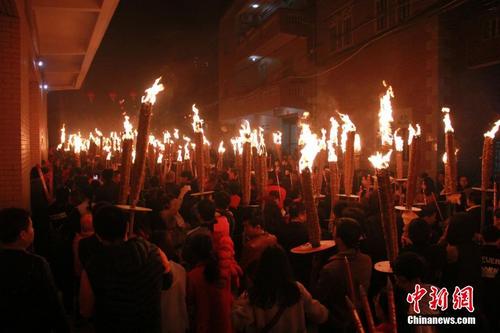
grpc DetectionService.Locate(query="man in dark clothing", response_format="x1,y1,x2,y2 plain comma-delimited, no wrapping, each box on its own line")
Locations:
315,218,372,332
80,205,171,333
0,208,69,332
94,168,120,204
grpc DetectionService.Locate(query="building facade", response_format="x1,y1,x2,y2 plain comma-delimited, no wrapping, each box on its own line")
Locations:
219,0,500,179
0,0,117,208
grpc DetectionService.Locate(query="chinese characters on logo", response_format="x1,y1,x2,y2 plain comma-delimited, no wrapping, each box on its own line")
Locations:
407,284,474,314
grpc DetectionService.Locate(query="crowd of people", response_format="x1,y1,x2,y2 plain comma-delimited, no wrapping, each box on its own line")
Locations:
0,150,499,333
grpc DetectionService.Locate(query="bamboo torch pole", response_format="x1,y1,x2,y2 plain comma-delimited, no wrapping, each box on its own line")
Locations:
481,120,500,232
406,124,422,210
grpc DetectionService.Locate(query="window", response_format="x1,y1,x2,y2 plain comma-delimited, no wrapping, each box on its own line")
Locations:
398,0,410,22
329,11,352,53
482,17,499,40
376,0,388,31
329,24,340,52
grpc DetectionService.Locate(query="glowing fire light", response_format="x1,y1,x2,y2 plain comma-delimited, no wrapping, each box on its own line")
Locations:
123,115,134,139
191,104,204,133
141,77,164,105
442,149,459,164
368,150,393,170
231,137,242,155
273,131,282,145
441,107,454,133
379,82,395,146
484,120,500,138
354,134,361,153
164,131,172,144
319,128,327,151
338,112,356,153
327,117,339,162
218,141,225,154
257,127,266,155
240,120,252,143
298,113,321,172
173,129,179,140
132,149,136,163
157,153,163,164
177,146,183,162
408,124,421,145
394,129,404,152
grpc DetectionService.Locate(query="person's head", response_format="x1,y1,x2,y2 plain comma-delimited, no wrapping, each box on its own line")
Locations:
249,245,300,308
407,218,431,248
180,170,193,183
197,199,215,223
188,233,220,283
214,191,230,210
392,252,427,291
102,168,114,183
244,215,265,237
446,212,475,245
418,205,437,225
0,208,34,249
333,201,350,218
466,190,481,207
288,202,306,222
420,176,436,195
159,194,180,219
341,207,366,227
333,217,362,250
458,176,469,189
93,205,127,243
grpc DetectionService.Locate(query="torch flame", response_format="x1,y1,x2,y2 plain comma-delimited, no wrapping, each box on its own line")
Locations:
94,128,103,137
442,149,459,164
338,112,356,153
60,124,66,145
379,81,395,146
441,107,454,133
173,129,179,140
231,137,242,155
298,116,321,173
177,146,183,162
354,134,361,153
141,77,164,105
394,129,404,152
368,150,393,170
408,124,421,145
123,115,134,139
106,151,112,161
157,153,163,164
319,128,327,151
257,127,266,155
191,104,204,133
327,117,339,162
218,141,226,154
239,120,252,143
484,120,500,138
273,131,282,145
184,142,190,160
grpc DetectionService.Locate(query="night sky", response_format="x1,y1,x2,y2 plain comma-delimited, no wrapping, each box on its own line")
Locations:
51,0,231,134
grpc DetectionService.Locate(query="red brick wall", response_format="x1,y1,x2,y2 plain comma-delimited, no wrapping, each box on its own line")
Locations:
0,14,26,208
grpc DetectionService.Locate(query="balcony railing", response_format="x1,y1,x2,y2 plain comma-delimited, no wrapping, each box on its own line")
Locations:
237,8,309,59
220,77,312,120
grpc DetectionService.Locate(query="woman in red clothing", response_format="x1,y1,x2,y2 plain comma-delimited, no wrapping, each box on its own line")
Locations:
186,233,234,333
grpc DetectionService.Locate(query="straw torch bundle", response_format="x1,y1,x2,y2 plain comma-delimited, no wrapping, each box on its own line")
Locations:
129,78,164,207
354,134,361,170
394,129,404,180
369,151,398,262
273,131,282,161
481,120,500,231
240,121,252,206
256,128,268,203
314,129,327,196
298,114,322,248
183,138,192,173
406,124,422,210
192,104,205,192
175,146,183,183
340,113,356,196
328,117,340,216
217,140,225,172
442,107,457,195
